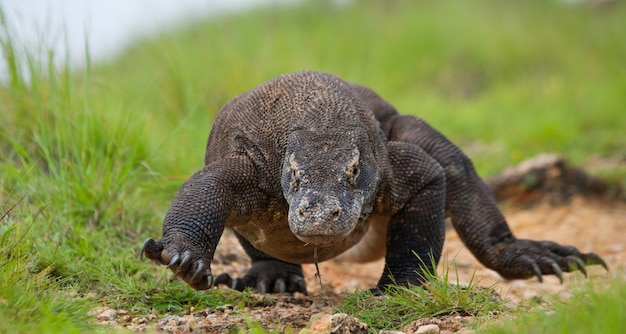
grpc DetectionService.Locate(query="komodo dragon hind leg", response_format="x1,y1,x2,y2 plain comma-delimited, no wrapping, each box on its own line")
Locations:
385,115,608,281
213,230,308,295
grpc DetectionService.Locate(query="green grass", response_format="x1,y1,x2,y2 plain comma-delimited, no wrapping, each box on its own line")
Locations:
0,198,96,333
1,0,626,332
481,278,626,334
337,260,506,333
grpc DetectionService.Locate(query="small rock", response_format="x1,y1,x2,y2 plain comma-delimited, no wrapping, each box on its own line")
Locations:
126,324,149,332
609,243,624,253
301,313,368,334
87,307,106,317
117,315,132,323
160,324,191,333
132,314,156,325
330,313,368,334
379,331,405,334
96,309,117,322
416,324,440,334
190,319,213,333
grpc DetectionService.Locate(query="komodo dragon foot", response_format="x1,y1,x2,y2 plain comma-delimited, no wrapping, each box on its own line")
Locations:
140,237,214,290
141,238,308,294
491,239,607,283
213,260,307,295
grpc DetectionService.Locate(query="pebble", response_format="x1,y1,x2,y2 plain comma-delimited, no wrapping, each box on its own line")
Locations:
131,314,156,325
300,313,368,334
330,313,368,334
96,309,117,322
415,324,440,333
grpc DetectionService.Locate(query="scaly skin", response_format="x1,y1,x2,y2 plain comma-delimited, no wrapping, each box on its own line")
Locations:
141,71,606,294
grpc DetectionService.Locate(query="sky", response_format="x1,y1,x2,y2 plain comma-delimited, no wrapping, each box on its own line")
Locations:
0,0,297,68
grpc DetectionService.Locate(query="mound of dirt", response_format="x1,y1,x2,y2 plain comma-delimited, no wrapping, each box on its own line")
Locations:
485,153,623,204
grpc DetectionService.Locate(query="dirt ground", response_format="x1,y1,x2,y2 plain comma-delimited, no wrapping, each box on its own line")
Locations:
101,195,625,333
92,155,626,332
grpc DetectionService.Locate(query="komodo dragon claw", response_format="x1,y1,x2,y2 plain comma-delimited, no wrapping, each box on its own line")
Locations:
524,257,543,283
140,237,214,289
550,261,564,284
140,238,161,260
567,256,587,278
497,240,608,284
190,261,205,283
213,261,308,295
167,253,180,268
178,252,193,272
584,252,608,271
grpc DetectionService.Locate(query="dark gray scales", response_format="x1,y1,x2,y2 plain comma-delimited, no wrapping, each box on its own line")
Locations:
141,71,606,295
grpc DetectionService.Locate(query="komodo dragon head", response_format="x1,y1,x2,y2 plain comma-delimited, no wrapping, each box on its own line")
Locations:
280,127,379,246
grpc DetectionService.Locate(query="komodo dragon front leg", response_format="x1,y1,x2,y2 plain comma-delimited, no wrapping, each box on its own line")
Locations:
140,156,307,292
384,115,607,282
375,141,447,290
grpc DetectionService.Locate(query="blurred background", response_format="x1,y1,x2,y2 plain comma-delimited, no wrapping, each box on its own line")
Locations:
0,1,625,332
0,0,296,67
2,0,624,177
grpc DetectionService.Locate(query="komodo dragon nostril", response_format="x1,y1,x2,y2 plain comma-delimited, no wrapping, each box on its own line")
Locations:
297,206,307,222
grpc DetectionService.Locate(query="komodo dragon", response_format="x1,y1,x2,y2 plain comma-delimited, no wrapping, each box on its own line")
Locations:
141,71,606,294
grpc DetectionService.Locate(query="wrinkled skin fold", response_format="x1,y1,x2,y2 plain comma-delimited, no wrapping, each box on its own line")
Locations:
141,71,607,295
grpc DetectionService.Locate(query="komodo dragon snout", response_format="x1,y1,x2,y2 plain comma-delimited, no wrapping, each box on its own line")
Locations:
289,191,346,245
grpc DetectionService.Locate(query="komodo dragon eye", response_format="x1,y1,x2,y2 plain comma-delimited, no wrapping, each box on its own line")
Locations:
291,169,300,190
288,153,301,190
346,148,360,184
